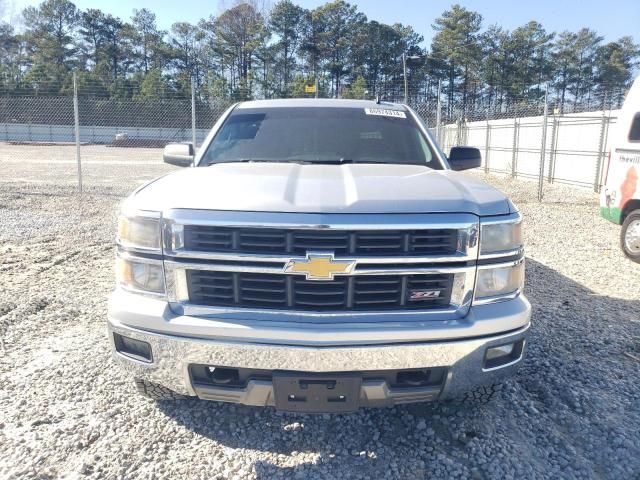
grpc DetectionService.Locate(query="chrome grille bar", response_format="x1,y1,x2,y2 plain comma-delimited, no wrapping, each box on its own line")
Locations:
163,210,480,263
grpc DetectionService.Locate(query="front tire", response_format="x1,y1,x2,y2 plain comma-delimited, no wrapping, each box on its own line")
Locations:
621,210,640,263
448,383,504,406
134,378,184,401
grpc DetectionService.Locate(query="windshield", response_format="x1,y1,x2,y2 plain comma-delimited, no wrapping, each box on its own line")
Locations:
200,106,439,167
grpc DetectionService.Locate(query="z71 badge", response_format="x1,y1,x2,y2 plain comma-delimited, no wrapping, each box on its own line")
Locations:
409,289,441,301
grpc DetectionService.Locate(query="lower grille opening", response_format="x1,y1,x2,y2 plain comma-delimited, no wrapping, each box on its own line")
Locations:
396,370,430,387
393,368,446,388
186,271,454,312
189,364,447,391
190,365,270,389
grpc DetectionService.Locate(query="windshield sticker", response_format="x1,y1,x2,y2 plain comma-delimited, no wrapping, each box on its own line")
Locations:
364,108,406,119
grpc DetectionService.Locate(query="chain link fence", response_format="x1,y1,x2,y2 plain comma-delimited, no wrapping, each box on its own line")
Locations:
1,76,618,200
0,76,231,194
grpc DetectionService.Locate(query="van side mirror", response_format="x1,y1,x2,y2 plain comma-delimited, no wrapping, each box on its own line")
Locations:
163,143,194,167
448,147,482,171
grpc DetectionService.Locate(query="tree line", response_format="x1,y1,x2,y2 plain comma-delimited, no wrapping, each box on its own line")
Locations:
0,0,638,116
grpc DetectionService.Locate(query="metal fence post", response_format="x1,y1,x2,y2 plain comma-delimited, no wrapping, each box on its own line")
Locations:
435,80,442,145
402,52,408,105
537,86,549,202
191,76,197,149
73,72,82,195
594,112,608,193
547,115,558,183
464,119,469,145
511,116,519,178
484,112,491,174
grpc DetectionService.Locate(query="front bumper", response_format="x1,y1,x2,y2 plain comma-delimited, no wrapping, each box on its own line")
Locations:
107,292,531,409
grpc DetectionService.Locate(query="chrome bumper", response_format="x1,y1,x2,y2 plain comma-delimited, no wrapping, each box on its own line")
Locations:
107,293,531,407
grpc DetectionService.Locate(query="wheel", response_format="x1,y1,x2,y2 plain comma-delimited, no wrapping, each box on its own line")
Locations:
621,209,640,263
134,378,184,400
447,383,504,406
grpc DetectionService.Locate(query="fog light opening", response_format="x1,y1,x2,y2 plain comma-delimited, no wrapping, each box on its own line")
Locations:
484,340,524,370
113,333,153,363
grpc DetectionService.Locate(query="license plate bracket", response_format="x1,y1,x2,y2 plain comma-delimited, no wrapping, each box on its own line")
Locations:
272,372,362,413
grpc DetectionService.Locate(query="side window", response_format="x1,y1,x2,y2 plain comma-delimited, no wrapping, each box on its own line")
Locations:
629,112,640,142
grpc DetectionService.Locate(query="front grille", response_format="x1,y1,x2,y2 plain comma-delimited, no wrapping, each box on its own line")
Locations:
183,226,458,257
186,270,454,311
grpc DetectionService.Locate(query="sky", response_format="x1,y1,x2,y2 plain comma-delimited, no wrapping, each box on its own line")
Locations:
2,0,639,46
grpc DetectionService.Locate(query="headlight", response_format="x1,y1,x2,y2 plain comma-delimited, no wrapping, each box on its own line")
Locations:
480,218,523,255
117,212,161,251
475,261,524,300
116,255,165,295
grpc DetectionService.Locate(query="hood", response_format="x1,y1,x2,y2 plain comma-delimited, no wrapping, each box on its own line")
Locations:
128,163,512,216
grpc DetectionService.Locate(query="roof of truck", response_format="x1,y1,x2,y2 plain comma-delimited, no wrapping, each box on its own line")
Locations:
235,98,406,110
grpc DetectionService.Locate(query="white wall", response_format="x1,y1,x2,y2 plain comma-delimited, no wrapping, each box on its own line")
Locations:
438,109,621,188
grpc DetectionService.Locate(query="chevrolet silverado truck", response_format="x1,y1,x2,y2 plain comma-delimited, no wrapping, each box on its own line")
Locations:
108,99,530,413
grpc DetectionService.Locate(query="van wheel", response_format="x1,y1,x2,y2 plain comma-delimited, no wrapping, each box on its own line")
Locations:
134,378,184,400
621,210,640,263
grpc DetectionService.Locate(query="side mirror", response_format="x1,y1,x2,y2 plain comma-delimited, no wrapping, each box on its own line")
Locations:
448,147,482,171
163,143,194,167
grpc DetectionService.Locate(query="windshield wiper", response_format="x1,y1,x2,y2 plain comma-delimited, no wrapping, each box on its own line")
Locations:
305,158,356,164
210,158,358,165
210,158,413,166
211,158,310,165
207,158,427,167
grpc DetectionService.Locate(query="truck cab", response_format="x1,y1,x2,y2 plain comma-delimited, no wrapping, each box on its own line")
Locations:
601,76,640,263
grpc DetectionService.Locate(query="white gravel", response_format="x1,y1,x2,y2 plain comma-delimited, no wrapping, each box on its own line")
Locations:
1,150,639,479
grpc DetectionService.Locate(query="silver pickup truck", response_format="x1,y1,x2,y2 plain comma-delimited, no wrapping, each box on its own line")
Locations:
108,99,530,413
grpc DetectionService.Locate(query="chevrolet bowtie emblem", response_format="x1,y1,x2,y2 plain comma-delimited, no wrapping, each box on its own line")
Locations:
284,252,356,281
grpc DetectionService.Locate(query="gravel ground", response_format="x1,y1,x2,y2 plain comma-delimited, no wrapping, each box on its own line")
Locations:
1,148,639,479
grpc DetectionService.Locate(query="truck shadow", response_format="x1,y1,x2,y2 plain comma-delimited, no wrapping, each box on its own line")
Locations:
156,258,640,478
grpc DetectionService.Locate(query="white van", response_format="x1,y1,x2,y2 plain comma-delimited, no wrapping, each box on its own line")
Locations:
601,76,640,263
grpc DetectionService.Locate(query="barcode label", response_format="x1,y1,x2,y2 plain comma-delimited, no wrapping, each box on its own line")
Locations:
364,108,406,118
